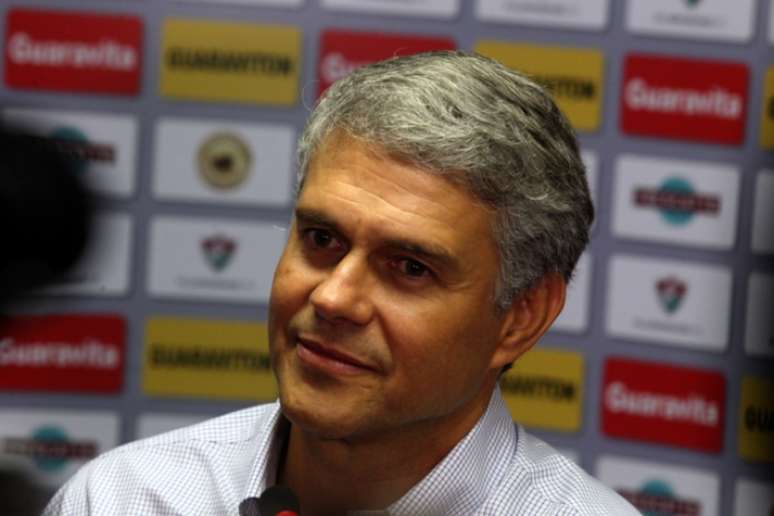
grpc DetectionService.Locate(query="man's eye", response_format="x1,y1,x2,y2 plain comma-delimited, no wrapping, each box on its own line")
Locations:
303,228,340,250
396,258,431,279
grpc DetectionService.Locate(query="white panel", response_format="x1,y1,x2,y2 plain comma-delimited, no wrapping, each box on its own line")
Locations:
745,272,774,357
626,0,756,42
734,478,774,516
321,0,459,19
153,117,295,207
0,409,118,488
752,170,774,253
41,213,132,297
597,455,720,516
605,254,732,352
612,154,739,250
147,216,287,304
475,0,609,30
552,252,592,334
3,108,137,199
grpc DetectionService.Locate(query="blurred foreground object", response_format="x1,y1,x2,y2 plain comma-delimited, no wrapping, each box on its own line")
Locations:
0,125,92,308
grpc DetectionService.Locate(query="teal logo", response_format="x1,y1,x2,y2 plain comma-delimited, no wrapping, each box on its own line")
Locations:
619,479,700,516
48,125,115,174
685,0,701,8
31,426,70,472
634,176,720,226
202,235,237,272
656,276,687,314
2,425,97,473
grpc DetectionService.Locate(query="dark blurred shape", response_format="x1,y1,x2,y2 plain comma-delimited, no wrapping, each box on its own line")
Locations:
0,124,93,309
0,467,49,516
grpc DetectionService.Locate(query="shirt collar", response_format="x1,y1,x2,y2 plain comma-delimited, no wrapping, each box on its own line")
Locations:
385,386,516,516
243,387,516,516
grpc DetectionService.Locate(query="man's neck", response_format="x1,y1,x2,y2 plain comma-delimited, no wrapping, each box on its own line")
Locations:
276,388,494,516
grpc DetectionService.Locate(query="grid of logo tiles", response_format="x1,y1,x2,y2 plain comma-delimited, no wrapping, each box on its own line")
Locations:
0,0,772,514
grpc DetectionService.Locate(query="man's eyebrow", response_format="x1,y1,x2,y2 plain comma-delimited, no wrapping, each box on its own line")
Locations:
294,208,344,234
295,207,459,271
382,238,459,271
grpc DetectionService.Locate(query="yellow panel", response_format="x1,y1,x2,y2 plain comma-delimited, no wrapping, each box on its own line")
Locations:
143,317,276,401
160,18,301,105
738,376,774,462
760,67,774,149
499,347,584,432
475,41,604,132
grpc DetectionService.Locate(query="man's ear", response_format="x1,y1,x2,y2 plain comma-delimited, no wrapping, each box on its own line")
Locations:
489,272,567,371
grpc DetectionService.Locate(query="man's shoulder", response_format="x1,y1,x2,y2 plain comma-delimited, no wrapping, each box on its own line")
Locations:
120,402,278,452
43,402,280,515
484,425,639,516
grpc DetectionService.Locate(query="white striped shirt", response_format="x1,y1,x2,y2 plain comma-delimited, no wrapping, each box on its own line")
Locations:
44,388,638,515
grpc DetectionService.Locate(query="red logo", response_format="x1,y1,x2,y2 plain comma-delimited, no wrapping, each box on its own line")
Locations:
317,29,455,97
620,53,748,145
4,8,142,95
602,357,725,453
0,314,125,393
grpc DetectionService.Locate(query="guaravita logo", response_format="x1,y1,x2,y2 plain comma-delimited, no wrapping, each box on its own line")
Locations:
4,8,142,95
621,53,748,144
602,357,725,452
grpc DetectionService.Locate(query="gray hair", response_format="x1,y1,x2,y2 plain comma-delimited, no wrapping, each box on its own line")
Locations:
296,50,593,311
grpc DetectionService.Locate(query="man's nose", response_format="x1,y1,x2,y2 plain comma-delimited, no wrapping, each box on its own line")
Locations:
309,253,374,325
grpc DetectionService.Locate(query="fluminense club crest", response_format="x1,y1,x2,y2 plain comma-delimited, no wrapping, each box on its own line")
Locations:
201,235,237,272
655,276,687,314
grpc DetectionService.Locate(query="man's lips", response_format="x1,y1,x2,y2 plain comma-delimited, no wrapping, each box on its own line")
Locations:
295,336,377,374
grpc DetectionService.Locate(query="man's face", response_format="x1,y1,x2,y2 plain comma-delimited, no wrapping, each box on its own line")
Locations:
268,133,510,442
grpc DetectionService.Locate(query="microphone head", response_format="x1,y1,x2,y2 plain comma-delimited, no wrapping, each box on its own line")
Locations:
258,485,300,516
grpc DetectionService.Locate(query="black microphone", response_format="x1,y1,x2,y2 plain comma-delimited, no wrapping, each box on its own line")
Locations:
239,485,300,516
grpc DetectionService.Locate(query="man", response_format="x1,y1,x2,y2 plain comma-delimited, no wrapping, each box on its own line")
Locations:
44,51,637,515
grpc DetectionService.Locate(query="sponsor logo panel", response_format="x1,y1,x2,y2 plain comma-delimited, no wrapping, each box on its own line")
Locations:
153,117,294,206
734,478,774,516
621,53,748,145
2,108,137,198
321,0,459,18
581,150,598,211
475,41,604,132
626,0,755,42
4,8,142,95
41,213,132,297
762,68,774,149
136,413,211,439
499,347,583,432
752,170,774,253
147,216,284,304
0,409,118,488
605,254,732,351
143,317,276,401
612,154,739,250
770,0,774,44
738,376,774,462
177,0,302,5
597,455,720,516
317,29,455,97
474,0,609,30
160,19,300,105
602,357,725,453
745,272,774,357
0,314,125,393
552,252,591,334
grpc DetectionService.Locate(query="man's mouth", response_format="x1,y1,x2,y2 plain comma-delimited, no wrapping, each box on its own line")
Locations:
295,337,376,375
